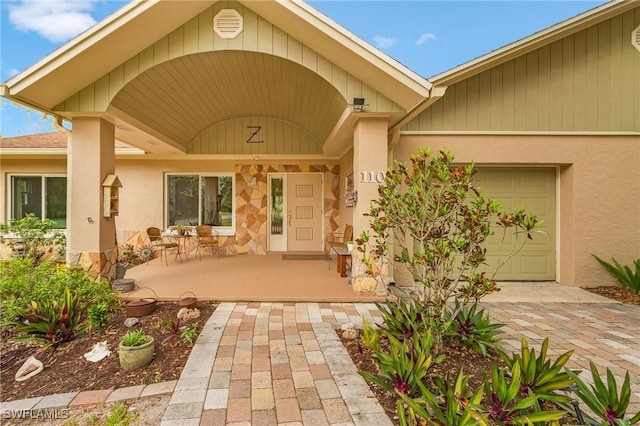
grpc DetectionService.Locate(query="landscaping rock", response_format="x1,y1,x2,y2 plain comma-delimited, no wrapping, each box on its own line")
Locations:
124,317,139,327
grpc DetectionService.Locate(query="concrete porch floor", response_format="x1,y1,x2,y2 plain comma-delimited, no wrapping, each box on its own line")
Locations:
122,252,387,303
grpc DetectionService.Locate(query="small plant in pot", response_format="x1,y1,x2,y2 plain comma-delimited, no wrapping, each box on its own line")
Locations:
119,330,155,371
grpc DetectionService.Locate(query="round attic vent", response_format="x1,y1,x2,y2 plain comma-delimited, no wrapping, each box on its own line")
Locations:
214,9,243,39
633,24,640,53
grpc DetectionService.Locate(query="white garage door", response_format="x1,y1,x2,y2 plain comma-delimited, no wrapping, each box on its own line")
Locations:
475,168,556,281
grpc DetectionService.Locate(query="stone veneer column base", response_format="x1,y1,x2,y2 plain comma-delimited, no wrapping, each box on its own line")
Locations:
68,249,116,280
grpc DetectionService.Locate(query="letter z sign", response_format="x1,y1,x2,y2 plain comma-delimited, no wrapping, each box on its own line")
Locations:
246,126,263,144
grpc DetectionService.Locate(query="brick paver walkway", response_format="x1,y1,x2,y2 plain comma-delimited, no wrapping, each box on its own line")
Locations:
483,301,640,415
1,300,639,424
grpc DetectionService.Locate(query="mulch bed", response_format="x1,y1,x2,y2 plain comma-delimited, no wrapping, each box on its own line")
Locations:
581,285,640,305
0,301,217,402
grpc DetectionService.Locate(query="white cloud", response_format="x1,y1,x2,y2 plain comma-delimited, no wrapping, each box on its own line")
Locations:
415,33,436,46
8,0,98,43
8,68,21,78
373,35,396,49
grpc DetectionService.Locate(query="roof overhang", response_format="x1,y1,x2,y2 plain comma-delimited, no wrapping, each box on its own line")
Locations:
1,0,434,156
429,0,636,86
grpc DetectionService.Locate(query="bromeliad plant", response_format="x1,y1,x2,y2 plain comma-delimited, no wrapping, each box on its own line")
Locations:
366,148,542,354
12,287,87,345
500,337,575,406
444,301,504,357
566,361,640,426
592,255,640,294
359,330,439,397
375,299,433,342
482,363,566,425
397,367,486,426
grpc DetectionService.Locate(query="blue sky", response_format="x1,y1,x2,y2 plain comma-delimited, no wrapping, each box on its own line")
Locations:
0,0,606,138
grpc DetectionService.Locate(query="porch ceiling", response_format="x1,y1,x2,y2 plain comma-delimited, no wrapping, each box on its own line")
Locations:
109,51,346,154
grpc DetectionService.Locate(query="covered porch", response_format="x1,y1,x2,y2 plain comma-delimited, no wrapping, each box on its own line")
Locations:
122,252,389,303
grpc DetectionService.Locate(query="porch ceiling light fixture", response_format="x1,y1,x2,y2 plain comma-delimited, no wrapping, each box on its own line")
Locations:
350,97,368,112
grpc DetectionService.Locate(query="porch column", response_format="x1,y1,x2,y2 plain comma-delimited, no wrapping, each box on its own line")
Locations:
352,116,388,240
67,116,116,278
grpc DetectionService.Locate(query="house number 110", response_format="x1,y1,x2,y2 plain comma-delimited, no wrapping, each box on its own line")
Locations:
360,171,386,183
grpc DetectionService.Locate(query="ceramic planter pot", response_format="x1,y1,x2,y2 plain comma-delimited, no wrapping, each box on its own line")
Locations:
115,263,128,280
118,337,155,371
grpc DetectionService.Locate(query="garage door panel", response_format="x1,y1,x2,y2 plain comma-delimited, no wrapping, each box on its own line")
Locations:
476,167,556,281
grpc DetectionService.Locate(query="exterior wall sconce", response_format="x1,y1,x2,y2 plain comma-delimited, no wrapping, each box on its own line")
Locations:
250,176,258,186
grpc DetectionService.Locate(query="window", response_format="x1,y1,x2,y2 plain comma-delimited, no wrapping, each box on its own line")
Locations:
10,175,67,228
166,174,234,234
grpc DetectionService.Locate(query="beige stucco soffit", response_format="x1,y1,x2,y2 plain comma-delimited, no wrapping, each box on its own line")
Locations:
108,106,186,156
323,107,353,157
429,0,636,86
244,0,431,110
2,1,213,110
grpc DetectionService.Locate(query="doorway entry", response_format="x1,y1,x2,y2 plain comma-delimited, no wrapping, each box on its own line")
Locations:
268,173,323,252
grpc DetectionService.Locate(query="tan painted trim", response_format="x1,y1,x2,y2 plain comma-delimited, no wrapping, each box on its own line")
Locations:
430,0,637,85
134,154,342,162
400,130,640,136
4,1,150,93
280,0,432,95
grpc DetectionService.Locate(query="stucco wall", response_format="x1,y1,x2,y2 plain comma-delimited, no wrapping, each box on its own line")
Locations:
394,134,640,287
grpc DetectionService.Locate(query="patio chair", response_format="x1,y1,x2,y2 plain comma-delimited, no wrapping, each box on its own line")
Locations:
324,224,353,254
146,227,180,266
195,225,220,260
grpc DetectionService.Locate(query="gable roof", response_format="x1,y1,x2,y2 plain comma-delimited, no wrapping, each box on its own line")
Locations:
429,0,637,86
1,0,431,115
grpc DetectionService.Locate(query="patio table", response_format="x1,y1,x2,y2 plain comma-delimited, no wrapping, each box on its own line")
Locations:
331,245,352,277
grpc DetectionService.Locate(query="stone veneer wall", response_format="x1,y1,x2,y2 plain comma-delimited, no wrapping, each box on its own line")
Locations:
233,164,340,255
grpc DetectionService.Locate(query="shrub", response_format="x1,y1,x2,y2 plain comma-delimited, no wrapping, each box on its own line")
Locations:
366,148,541,354
592,255,640,294
88,303,110,331
0,257,120,326
0,213,66,261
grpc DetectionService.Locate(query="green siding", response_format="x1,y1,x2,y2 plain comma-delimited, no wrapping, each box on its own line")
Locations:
408,8,640,132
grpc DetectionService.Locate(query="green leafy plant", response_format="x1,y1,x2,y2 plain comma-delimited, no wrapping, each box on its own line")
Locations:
482,363,565,425
1,258,119,326
180,322,199,345
359,331,437,397
104,402,140,426
88,303,110,332
12,287,87,345
121,330,152,347
592,255,640,294
366,148,542,354
361,316,380,351
566,361,640,425
0,213,66,261
375,299,433,342
397,367,486,426
444,301,504,357
500,337,575,405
